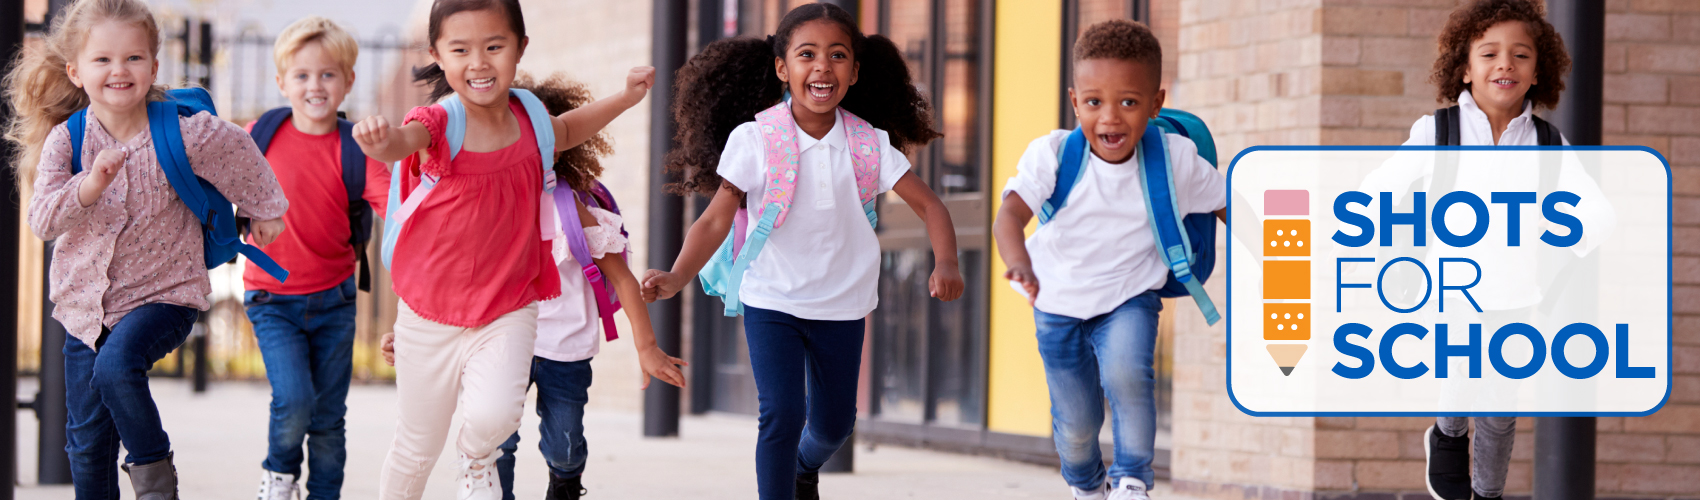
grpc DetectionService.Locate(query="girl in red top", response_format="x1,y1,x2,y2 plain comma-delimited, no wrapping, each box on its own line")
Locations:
350,1,655,499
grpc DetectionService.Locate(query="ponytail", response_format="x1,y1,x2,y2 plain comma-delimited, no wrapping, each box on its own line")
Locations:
664,36,784,196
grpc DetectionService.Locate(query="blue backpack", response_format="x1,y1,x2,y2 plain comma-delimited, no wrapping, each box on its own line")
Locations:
1040,108,1219,325
248,107,373,291
67,87,290,282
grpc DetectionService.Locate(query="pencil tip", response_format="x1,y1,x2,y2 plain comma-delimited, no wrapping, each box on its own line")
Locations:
1279,366,1295,376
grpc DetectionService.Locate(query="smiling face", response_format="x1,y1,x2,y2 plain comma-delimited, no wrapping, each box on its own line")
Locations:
430,7,526,109
1070,58,1165,164
776,20,859,118
67,20,158,115
277,40,353,127
1463,20,1537,115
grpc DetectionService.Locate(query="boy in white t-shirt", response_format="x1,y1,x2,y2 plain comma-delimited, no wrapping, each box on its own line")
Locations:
993,20,1226,500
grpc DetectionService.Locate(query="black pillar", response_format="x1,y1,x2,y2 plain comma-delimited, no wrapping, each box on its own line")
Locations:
1,0,27,495
687,0,727,417
645,0,689,438
37,243,69,484
1536,1,1603,499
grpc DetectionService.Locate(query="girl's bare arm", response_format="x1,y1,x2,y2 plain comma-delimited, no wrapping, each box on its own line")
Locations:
640,181,742,302
576,201,687,389
890,173,965,301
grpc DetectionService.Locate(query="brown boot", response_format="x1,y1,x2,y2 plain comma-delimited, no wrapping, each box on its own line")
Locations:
122,452,180,500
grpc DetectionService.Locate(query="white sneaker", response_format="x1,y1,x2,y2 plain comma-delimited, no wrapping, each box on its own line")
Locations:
456,452,499,500
1106,477,1151,500
256,470,299,500
1071,482,1108,500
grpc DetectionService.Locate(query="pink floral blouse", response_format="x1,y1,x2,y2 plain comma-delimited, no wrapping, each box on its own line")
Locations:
29,111,288,350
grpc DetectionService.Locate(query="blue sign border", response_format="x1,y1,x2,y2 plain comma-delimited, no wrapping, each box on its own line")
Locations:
1224,145,1672,417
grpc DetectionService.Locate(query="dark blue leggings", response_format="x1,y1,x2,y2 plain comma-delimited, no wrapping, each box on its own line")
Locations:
743,305,864,500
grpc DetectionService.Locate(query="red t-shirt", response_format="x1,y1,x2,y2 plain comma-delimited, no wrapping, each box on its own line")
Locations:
389,98,561,327
243,119,391,295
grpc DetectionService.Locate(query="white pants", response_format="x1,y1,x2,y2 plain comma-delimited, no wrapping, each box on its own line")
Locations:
379,301,538,500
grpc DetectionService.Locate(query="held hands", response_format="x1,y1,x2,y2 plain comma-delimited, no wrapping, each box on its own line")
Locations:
640,270,685,303
250,218,286,247
78,148,127,207
930,262,965,302
1004,264,1040,306
621,66,657,106
638,345,688,390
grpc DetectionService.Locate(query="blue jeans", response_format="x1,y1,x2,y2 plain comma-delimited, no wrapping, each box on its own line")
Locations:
244,277,358,500
64,302,198,500
494,357,593,500
1034,292,1162,491
743,305,864,500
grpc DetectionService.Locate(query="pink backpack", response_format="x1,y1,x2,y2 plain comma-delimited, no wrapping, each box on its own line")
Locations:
697,102,883,317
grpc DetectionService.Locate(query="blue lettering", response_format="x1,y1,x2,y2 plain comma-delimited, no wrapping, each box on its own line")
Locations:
1381,323,1430,379
1332,323,1375,379
1490,191,1536,246
1437,258,1482,313
1490,323,1547,379
1376,257,1431,313
1380,191,1426,247
1432,192,1490,247
1336,257,1375,313
1435,324,1482,378
1552,323,1609,379
1540,191,1584,247
1616,324,1656,379
1333,191,1374,247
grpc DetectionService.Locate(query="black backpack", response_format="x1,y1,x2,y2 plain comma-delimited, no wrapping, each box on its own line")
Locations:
248,107,375,291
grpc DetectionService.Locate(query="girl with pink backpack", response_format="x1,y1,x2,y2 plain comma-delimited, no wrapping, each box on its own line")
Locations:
639,4,964,499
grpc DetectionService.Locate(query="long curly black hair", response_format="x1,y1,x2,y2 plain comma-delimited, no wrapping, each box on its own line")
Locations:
665,2,940,196
511,73,612,193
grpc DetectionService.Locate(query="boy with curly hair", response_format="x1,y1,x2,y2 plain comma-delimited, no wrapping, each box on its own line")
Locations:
993,19,1224,500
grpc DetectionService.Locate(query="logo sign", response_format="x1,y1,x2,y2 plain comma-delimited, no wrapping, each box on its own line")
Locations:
1226,147,1670,416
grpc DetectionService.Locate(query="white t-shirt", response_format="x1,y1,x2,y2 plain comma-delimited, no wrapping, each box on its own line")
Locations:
1001,130,1226,320
717,111,911,321
1357,90,1615,311
535,206,628,362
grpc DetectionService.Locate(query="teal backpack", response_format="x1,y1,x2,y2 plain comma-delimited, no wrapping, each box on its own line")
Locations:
1042,109,1220,325
66,87,290,282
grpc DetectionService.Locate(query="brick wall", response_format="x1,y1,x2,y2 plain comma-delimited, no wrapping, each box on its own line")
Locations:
1167,0,1700,497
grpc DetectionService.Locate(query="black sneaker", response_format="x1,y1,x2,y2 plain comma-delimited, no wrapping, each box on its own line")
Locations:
546,474,587,500
1425,425,1472,500
795,471,820,500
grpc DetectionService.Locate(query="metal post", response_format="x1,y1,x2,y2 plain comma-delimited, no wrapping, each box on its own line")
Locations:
38,242,70,484
2,0,28,495
816,0,859,474
645,0,688,438
1537,1,1602,499
687,0,726,417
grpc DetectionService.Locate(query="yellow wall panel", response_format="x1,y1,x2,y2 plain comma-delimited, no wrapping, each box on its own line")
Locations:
987,0,1061,438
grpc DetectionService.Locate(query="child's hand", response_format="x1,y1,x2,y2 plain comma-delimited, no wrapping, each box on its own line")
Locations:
1004,265,1041,306
78,148,127,206
352,115,394,157
930,263,965,302
379,331,395,366
622,66,656,105
637,345,688,390
641,270,684,303
250,218,286,247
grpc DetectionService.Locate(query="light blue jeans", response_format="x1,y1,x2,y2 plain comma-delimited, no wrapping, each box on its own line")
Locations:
1034,292,1162,491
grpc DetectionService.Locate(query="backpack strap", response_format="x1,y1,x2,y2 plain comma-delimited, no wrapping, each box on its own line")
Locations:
249,107,294,154
713,102,803,316
67,108,87,175
1137,125,1219,325
1434,106,1461,146
1531,114,1560,147
839,108,882,228
554,188,622,341
148,100,290,281
337,119,375,292
1431,106,1463,196
1039,128,1090,225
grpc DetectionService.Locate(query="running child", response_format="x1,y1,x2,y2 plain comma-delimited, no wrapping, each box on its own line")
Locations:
242,16,390,500
4,0,288,497
1371,1,1612,499
349,1,668,499
639,4,964,499
992,20,1226,500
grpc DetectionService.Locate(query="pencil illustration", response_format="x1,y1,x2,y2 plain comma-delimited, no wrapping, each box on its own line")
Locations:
1263,189,1310,376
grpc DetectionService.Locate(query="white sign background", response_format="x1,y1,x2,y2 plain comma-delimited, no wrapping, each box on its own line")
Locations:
1227,148,1670,416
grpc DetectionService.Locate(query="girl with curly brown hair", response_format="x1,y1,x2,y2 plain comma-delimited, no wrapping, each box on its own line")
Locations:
637,4,963,499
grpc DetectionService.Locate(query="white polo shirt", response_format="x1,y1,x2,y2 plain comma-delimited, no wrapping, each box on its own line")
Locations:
1002,130,1226,320
717,111,911,321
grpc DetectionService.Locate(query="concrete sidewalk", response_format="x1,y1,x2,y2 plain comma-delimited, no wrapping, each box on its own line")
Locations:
14,379,1201,499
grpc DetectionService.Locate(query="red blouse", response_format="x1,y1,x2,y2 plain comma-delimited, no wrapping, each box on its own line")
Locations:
391,97,560,327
